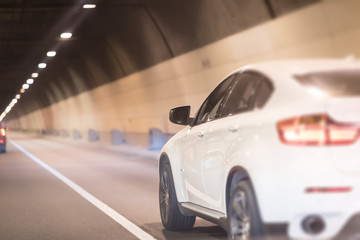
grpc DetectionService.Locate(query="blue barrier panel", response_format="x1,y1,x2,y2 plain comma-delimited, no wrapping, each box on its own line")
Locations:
88,129,99,142
148,128,167,150
111,129,126,145
73,129,82,140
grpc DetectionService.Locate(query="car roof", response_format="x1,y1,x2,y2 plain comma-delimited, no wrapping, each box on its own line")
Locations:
236,57,360,77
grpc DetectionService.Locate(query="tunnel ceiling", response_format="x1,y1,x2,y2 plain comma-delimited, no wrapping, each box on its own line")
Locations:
1,0,319,121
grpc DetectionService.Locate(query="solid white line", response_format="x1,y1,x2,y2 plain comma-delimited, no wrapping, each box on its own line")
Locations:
10,140,157,240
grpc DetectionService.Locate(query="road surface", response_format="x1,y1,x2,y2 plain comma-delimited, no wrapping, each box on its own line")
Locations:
0,132,226,240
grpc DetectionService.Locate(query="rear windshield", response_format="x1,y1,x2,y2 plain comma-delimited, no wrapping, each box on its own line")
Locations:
295,71,360,97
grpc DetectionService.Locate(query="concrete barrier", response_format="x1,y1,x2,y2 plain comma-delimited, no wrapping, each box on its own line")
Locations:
148,128,168,150
73,129,82,140
111,129,126,145
60,130,69,137
88,129,99,142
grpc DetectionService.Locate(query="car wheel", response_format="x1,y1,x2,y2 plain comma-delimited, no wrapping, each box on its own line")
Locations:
159,162,196,231
228,180,264,240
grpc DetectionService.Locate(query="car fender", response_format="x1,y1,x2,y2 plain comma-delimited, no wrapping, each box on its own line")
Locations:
159,127,190,203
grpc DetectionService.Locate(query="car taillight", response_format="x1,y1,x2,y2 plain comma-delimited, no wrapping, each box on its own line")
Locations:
0,128,5,136
277,114,359,146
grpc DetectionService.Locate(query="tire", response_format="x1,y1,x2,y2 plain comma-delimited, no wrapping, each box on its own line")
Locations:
228,180,264,240
159,162,196,231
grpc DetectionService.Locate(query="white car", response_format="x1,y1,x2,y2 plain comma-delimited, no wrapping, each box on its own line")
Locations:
158,58,360,239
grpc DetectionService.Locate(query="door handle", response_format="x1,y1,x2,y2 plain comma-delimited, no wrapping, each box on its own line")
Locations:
228,125,239,133
197,130,205,138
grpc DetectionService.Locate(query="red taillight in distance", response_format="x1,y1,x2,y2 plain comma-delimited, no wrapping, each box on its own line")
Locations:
277,114,359,145
0,128,5,137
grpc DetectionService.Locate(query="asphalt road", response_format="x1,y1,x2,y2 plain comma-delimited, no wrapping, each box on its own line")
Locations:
0,132,226,240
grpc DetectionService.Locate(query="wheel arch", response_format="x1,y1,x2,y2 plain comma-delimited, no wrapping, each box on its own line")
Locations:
225,166,265,230
159,152,170,175
225,167,251,212
159,152,187,203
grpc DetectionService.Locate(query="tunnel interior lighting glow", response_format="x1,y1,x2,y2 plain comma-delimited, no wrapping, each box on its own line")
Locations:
32,73,39,78
47,51,56,57
16,94,20,99
38,63,46,69
11,99,17,104
60,32,72,39
83,4,96,8
20,88,25,93
5,106,11,113
27,79,34,84
22,84,29,89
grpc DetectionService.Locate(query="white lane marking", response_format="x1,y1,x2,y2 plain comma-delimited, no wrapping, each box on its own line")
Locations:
10,140,157,240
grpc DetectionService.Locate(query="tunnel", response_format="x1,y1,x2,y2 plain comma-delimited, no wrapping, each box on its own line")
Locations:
1,0,360,239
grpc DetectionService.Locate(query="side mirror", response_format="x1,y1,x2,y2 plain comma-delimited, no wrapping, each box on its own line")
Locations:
169,106,192,125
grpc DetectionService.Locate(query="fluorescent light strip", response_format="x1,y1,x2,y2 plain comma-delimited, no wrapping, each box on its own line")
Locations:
60,32,72,39
47,51,56,57
83,4,96,8
38,63,46,69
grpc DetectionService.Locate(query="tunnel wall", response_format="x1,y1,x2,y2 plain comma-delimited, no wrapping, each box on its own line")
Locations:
7,0,360,147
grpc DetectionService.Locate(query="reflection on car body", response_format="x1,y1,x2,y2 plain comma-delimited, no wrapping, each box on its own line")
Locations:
158,58,360,239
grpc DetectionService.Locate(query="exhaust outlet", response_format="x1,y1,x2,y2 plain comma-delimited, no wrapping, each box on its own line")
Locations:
302,215,325,235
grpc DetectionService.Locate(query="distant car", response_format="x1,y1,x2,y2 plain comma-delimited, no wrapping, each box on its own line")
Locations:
158,58,360,239
0,127,6,153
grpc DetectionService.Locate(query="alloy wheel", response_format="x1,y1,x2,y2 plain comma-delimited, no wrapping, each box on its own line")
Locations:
160,170,170,223
230,190,250,240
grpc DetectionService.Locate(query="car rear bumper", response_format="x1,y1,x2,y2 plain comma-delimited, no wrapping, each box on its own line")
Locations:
251,167,360,239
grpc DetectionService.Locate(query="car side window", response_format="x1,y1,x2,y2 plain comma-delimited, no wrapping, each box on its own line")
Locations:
220,72,273,117
194,74,236,125
253,77,273,109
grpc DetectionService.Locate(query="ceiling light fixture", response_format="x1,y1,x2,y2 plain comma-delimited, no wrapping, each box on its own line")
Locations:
83,4,96,8
22,84,29,89
60,32,72,39
27,79,34,84
20,88,25,93
15,94,20,99
47,51,56,57
32,73,39,78
38,63,46,69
